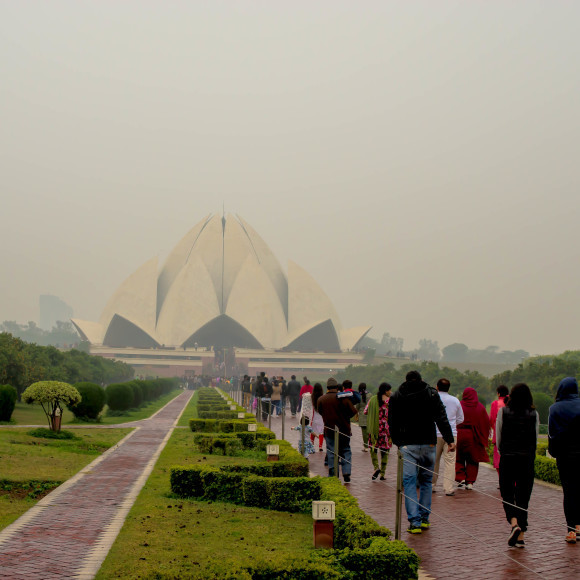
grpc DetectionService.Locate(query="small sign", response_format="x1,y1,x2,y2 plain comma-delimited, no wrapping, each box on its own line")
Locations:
230,405,236,411
248,423,257,432
266,444,280,456
238,412,245,419
312,501,335,521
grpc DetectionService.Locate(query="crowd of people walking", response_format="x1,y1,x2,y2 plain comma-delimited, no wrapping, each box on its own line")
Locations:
240,370,580,546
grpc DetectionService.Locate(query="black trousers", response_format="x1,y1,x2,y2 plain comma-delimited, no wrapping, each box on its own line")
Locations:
288,395,300,415
499,454,535,532
557,455,580,531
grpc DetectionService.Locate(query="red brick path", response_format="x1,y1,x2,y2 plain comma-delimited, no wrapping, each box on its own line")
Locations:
0,391,192,580
265,410,580,580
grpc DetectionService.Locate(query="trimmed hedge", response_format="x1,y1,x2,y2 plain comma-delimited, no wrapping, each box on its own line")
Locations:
170,465,320,512
535,456,561,485
105,383,134,411
69,382,106,420
0,384,18,421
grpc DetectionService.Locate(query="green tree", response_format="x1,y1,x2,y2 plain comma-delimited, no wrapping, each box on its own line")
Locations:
22,381,81,432
441,343,469,363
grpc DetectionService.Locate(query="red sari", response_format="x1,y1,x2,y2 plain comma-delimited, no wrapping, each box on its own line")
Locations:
456,387,491,485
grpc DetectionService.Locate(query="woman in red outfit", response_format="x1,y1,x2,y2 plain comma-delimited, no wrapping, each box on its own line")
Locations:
456,387,490,490
489,385,509,473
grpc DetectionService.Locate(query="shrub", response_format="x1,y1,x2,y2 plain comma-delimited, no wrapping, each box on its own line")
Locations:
0,384,18,421
106,383,134,411
536,441,548,456
532,391,553,424
337,537,420,580
28,427,77,440
128,381,143,408
535,456,561,485
69,382,106,420
21,381,81,432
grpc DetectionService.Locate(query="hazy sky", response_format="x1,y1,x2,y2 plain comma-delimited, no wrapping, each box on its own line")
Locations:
2,1,579,356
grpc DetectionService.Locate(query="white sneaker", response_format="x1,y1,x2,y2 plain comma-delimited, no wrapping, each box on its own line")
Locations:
457,480,466,489
465,483,473,490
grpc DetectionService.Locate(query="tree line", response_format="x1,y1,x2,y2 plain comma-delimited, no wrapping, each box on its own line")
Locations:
0,320,82,348
0,332,134,398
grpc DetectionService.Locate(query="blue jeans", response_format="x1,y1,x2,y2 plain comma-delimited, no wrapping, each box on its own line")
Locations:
324,433,352,477
401,444,436,527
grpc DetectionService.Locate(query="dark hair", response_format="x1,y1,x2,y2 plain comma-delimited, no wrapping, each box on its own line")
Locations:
358,382,367,404
497,385,509,398
378,382,392,405
406,370,421,383
312,383,323,409
343,380,353,390
437,378,450,392
506,383,534,412
291,375,296,380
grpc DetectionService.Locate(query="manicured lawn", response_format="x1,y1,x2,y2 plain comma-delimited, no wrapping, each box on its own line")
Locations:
1,389,182,427
98,389,183,424
96,427,314,579
0,427,131,531
176,389,199,426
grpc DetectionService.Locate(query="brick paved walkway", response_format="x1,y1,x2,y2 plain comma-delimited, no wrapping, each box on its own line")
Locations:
264,410,580,580
0,391,192,580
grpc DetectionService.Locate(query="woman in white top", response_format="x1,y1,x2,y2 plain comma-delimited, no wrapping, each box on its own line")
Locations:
300,383,325,452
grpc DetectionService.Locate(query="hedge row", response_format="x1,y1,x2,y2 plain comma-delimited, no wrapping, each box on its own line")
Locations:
535,455,561,485
171,465,319,512
189,418,265,434
193,431,275,451
106,378,178,412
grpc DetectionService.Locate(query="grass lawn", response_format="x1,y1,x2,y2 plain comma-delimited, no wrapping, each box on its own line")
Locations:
96,427,315,579
176,390,199,426
1,389,182,427
0,427,131,531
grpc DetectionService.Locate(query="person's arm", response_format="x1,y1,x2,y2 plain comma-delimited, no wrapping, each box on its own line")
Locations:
496,407,504,451
535,411,540,441
433,390,454,445
456,400,464,426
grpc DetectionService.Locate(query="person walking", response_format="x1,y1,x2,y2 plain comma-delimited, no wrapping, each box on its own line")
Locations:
548,377,580,544
388,370,454,534
432,378,464,496
286,375,301,417
489,385,509,475
310,383,325,452
455,387,490,490
365,382,392,480
317,377,358,483
497,383,539,548
271,378,282,416
356,383,370,451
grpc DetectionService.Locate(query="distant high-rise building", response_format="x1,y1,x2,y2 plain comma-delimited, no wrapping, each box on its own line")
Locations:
39,294,74,330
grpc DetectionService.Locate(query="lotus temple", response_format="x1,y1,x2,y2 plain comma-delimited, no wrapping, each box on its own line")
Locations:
72,214,371,378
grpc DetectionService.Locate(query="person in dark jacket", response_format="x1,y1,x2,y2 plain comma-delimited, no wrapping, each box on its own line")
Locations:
388,370,455,534
286,375,301,417
548,377,580,543
496,383,539,548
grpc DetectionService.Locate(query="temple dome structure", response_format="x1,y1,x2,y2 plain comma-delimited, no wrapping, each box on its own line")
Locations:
72,214,370,352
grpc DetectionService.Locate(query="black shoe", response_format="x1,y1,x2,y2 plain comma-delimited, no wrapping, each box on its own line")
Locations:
380,475,386,481
515,540,525,548
508,526,521,547
343,474,351,483
372,469,380,480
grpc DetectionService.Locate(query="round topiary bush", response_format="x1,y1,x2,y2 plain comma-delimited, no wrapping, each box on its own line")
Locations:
0,384,18,422
106,383,134,412
128,381,143,408
69,382,106,420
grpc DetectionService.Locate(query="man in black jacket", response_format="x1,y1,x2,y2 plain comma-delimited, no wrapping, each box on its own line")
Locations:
388,370,455,534
286,375,301,416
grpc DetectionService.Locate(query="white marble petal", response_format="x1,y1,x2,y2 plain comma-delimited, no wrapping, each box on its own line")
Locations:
287,260,342,338
99,256,159,340
156,254,221,346
340,326,372,351
226,254,288,348
70,319,104,345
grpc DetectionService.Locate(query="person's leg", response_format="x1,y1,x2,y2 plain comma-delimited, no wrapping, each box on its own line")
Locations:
499,455,517,526
318,434,324,449
433,437,444,488
400,446,421,529
443,442,456,494
370,442,379,470
513,456,535,533
340,435,352,477
417,445,436,524
557,456,577,532
380,450,389,477
465,460,479,486
325,434,336,477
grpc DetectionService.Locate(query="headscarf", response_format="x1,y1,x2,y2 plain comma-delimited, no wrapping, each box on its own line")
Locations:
460,387,490,447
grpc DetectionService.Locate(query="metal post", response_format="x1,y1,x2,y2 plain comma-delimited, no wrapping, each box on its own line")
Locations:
281,400,285,441
395,449,403,540
268,401,272,430
333,426,339,477
257,397,261,421
301,416,306,457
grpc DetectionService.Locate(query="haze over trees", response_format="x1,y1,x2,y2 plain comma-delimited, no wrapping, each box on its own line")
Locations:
0,333,134,398
0,320,81,348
